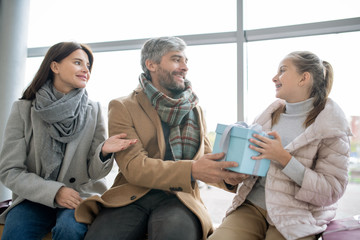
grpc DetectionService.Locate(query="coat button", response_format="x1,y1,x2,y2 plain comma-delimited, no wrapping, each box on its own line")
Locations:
130,195,136,200
69,177,76,183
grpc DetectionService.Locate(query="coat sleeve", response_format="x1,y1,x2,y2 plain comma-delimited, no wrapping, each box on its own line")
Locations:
87,102,114,180
197,106,213,155
0,101,64,207
295,135,350,206
108,99,195,193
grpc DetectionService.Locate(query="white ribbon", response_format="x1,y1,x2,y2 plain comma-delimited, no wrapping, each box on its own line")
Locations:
219,121,265,176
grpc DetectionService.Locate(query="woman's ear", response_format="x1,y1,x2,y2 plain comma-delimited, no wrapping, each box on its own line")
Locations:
50,61,59,74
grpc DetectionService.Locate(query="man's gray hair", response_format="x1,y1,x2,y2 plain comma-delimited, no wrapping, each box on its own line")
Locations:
141,36,187,79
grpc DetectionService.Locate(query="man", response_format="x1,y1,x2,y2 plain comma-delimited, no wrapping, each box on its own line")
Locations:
75,36,245,240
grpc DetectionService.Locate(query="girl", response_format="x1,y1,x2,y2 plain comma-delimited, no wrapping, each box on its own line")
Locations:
0,42,137,240
209,51,352,240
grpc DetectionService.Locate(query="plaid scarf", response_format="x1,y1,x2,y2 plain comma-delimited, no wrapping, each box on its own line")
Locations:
139,74,200,160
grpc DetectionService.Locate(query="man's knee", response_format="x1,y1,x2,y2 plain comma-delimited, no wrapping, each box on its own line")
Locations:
148,199,202,240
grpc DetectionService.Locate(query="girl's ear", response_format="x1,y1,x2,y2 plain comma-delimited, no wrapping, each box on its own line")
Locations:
299,72,311,87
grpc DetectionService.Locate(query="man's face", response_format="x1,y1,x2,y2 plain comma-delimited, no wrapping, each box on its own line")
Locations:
150,51,188,97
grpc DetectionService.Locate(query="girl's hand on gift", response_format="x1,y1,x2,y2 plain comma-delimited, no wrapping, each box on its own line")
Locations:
249,131,292,167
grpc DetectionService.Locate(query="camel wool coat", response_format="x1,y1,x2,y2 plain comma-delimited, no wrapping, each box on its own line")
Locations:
75,86,214,239
0,100,114,224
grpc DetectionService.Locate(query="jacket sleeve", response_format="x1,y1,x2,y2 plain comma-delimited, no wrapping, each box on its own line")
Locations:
108,99,195,193
295,135,350,206
87,102,114,180
0,101,64,207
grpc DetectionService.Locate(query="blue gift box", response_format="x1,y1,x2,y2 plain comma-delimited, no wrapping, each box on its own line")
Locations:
212,123,271,177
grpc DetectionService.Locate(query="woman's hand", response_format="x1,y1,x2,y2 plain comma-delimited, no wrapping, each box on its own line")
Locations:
249,131,292,167
55,186,82,209
101,133,138,156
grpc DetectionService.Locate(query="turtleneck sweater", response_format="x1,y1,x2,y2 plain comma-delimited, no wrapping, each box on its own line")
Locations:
246,98,314,210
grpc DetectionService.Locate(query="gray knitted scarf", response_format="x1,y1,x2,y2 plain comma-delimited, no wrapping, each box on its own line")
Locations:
34,81,88,180
139,74,200,160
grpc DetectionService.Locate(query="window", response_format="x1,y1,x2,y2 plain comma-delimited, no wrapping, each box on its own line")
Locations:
28,0,236,47
246,31,360,123
244,0,360,29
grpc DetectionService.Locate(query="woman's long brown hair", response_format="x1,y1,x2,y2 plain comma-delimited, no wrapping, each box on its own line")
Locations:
21,42,94,100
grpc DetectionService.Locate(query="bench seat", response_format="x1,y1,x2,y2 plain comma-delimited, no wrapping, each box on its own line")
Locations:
0,224,51,240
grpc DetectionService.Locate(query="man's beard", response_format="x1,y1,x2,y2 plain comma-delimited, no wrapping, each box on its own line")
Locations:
157,66,186,96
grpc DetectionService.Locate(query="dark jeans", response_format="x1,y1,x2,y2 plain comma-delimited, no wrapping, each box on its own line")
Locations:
85,189,202,240
2,200,87,240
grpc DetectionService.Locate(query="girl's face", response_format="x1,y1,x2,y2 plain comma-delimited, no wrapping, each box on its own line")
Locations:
51,49,91,94
272,58,310,103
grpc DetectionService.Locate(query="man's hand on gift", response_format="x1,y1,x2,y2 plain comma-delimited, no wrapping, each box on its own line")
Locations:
249,131,292,167
223,171,250,186
192,152,246,184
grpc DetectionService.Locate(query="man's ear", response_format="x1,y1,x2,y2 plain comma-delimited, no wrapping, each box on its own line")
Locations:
50,61,59,74
145,59,157,73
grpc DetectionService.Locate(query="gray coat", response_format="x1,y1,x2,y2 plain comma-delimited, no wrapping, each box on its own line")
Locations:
0,100,114,223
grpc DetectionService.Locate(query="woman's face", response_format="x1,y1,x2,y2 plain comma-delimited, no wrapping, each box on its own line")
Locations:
272,58,310,103
51,49,91,94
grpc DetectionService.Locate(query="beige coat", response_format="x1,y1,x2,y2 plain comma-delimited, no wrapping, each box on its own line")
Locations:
226,98,352,240
75,86,214,239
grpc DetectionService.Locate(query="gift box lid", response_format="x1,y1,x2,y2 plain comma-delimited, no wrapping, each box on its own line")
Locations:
213,123,272,176
215,123,271,139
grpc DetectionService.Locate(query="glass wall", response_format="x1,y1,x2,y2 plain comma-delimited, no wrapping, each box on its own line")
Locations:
28,0,236,47
244,0,360,29
246,31,360,123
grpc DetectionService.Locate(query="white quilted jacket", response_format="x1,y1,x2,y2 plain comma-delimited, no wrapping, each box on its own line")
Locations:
226,98,352,240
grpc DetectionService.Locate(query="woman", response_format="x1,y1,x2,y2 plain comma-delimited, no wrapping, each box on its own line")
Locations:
0,42,137,240
209,51,352,240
